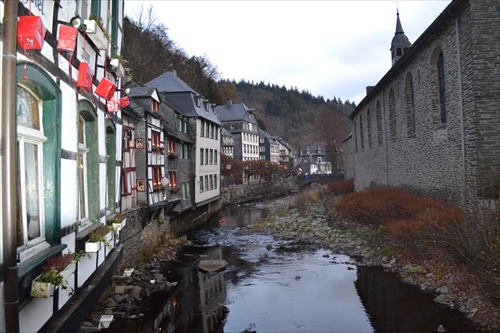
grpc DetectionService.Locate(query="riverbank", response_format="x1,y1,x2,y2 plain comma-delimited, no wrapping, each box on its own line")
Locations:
245,191,499,333
84,187,498,332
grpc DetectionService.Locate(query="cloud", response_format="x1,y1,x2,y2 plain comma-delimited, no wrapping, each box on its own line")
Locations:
125,1,452,104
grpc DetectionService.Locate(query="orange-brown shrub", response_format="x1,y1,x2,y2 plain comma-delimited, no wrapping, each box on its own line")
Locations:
335,186,499,299
336,187,413,225
336,187,463,227
326,178,354,196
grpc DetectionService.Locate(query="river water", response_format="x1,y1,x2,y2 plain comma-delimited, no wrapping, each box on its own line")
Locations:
104,200,481,333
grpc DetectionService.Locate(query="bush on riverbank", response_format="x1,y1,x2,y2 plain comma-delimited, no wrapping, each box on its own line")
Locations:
334,187,500,304
325,178,354,196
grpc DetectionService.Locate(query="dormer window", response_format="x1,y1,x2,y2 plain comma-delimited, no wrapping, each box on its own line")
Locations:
152,99,160,112
195,96,201,108
204,101,209,111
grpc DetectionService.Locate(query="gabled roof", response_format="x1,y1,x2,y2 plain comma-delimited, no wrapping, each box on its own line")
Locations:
146,71,221,125
162,92,221,125
350,0,460,119
301,141,327,154
128,86,157,99
146,71,197,94
216,100,257,124
160,98,193,143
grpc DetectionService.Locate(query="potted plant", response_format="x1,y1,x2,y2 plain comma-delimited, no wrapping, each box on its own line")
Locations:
31,253,73,298
110,213,127,231
153,146,164,154
168,152,178,159
84,15,108,50
154,185,166,194
170,187,179,194
85,225,112,252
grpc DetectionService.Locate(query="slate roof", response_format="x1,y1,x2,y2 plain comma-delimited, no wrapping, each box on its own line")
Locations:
146,71,197,94
216,101,257,124
122,98,146,120
146,71,221,125
301,142,327,155
391,12,411,51
127,86,157,98
161,102,193,143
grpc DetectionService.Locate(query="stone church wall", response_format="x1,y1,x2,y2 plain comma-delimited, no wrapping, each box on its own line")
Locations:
348,0,499,207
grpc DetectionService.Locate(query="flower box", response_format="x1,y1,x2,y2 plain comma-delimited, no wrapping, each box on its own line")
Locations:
112,218,126,231
85,240,102,253
115,62,126,78
31,253,75,298
31,280,54,298
84,19,108,50
105,231,114,256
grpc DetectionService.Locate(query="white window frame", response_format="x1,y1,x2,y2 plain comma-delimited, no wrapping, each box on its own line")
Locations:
17,87,47,249
78,116,90,228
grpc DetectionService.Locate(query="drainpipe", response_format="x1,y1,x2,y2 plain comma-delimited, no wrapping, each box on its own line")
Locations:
2,1,20,332
454,16,466,206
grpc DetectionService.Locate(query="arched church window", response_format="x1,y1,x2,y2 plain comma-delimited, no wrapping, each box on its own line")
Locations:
405,73,416,136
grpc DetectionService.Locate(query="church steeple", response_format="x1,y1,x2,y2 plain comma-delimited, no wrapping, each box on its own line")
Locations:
390,10,412,65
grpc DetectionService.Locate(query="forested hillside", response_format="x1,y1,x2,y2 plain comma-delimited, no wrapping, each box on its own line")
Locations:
123,11,354,151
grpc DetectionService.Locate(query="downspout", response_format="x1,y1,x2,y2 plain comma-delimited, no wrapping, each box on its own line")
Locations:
454,16,466,206
2,1,20,332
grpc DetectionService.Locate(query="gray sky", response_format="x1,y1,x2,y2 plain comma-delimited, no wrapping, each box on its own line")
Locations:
125,1,452,104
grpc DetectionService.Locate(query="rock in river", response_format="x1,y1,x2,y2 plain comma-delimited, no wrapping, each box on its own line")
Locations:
198,260,228,273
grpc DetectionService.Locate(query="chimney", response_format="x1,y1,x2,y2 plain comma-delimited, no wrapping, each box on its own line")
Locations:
226,99,232,109
366,86,376,95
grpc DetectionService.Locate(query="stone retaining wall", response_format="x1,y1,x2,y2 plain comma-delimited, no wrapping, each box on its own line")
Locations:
220,177,299,206
117,178,297,269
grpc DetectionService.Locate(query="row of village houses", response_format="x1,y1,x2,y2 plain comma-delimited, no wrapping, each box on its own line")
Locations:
5,0,496,330
0,1,301,332
121,72,296,216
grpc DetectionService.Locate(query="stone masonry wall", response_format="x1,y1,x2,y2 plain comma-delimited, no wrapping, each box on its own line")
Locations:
117,177,298,269
349,0,499,206
220,177,299,206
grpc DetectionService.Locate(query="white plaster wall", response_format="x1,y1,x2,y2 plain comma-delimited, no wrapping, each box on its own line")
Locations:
77,247,105,288
19,296,53,333
60,159,77,229
58,263,76,310
195,120,221,204
60,83,78,152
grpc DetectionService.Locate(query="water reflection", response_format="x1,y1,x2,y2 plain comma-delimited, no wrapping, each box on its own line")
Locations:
355,266,480,333
102,201,481,333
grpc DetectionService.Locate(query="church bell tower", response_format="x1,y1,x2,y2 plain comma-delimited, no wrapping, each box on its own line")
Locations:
390,10,412,65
